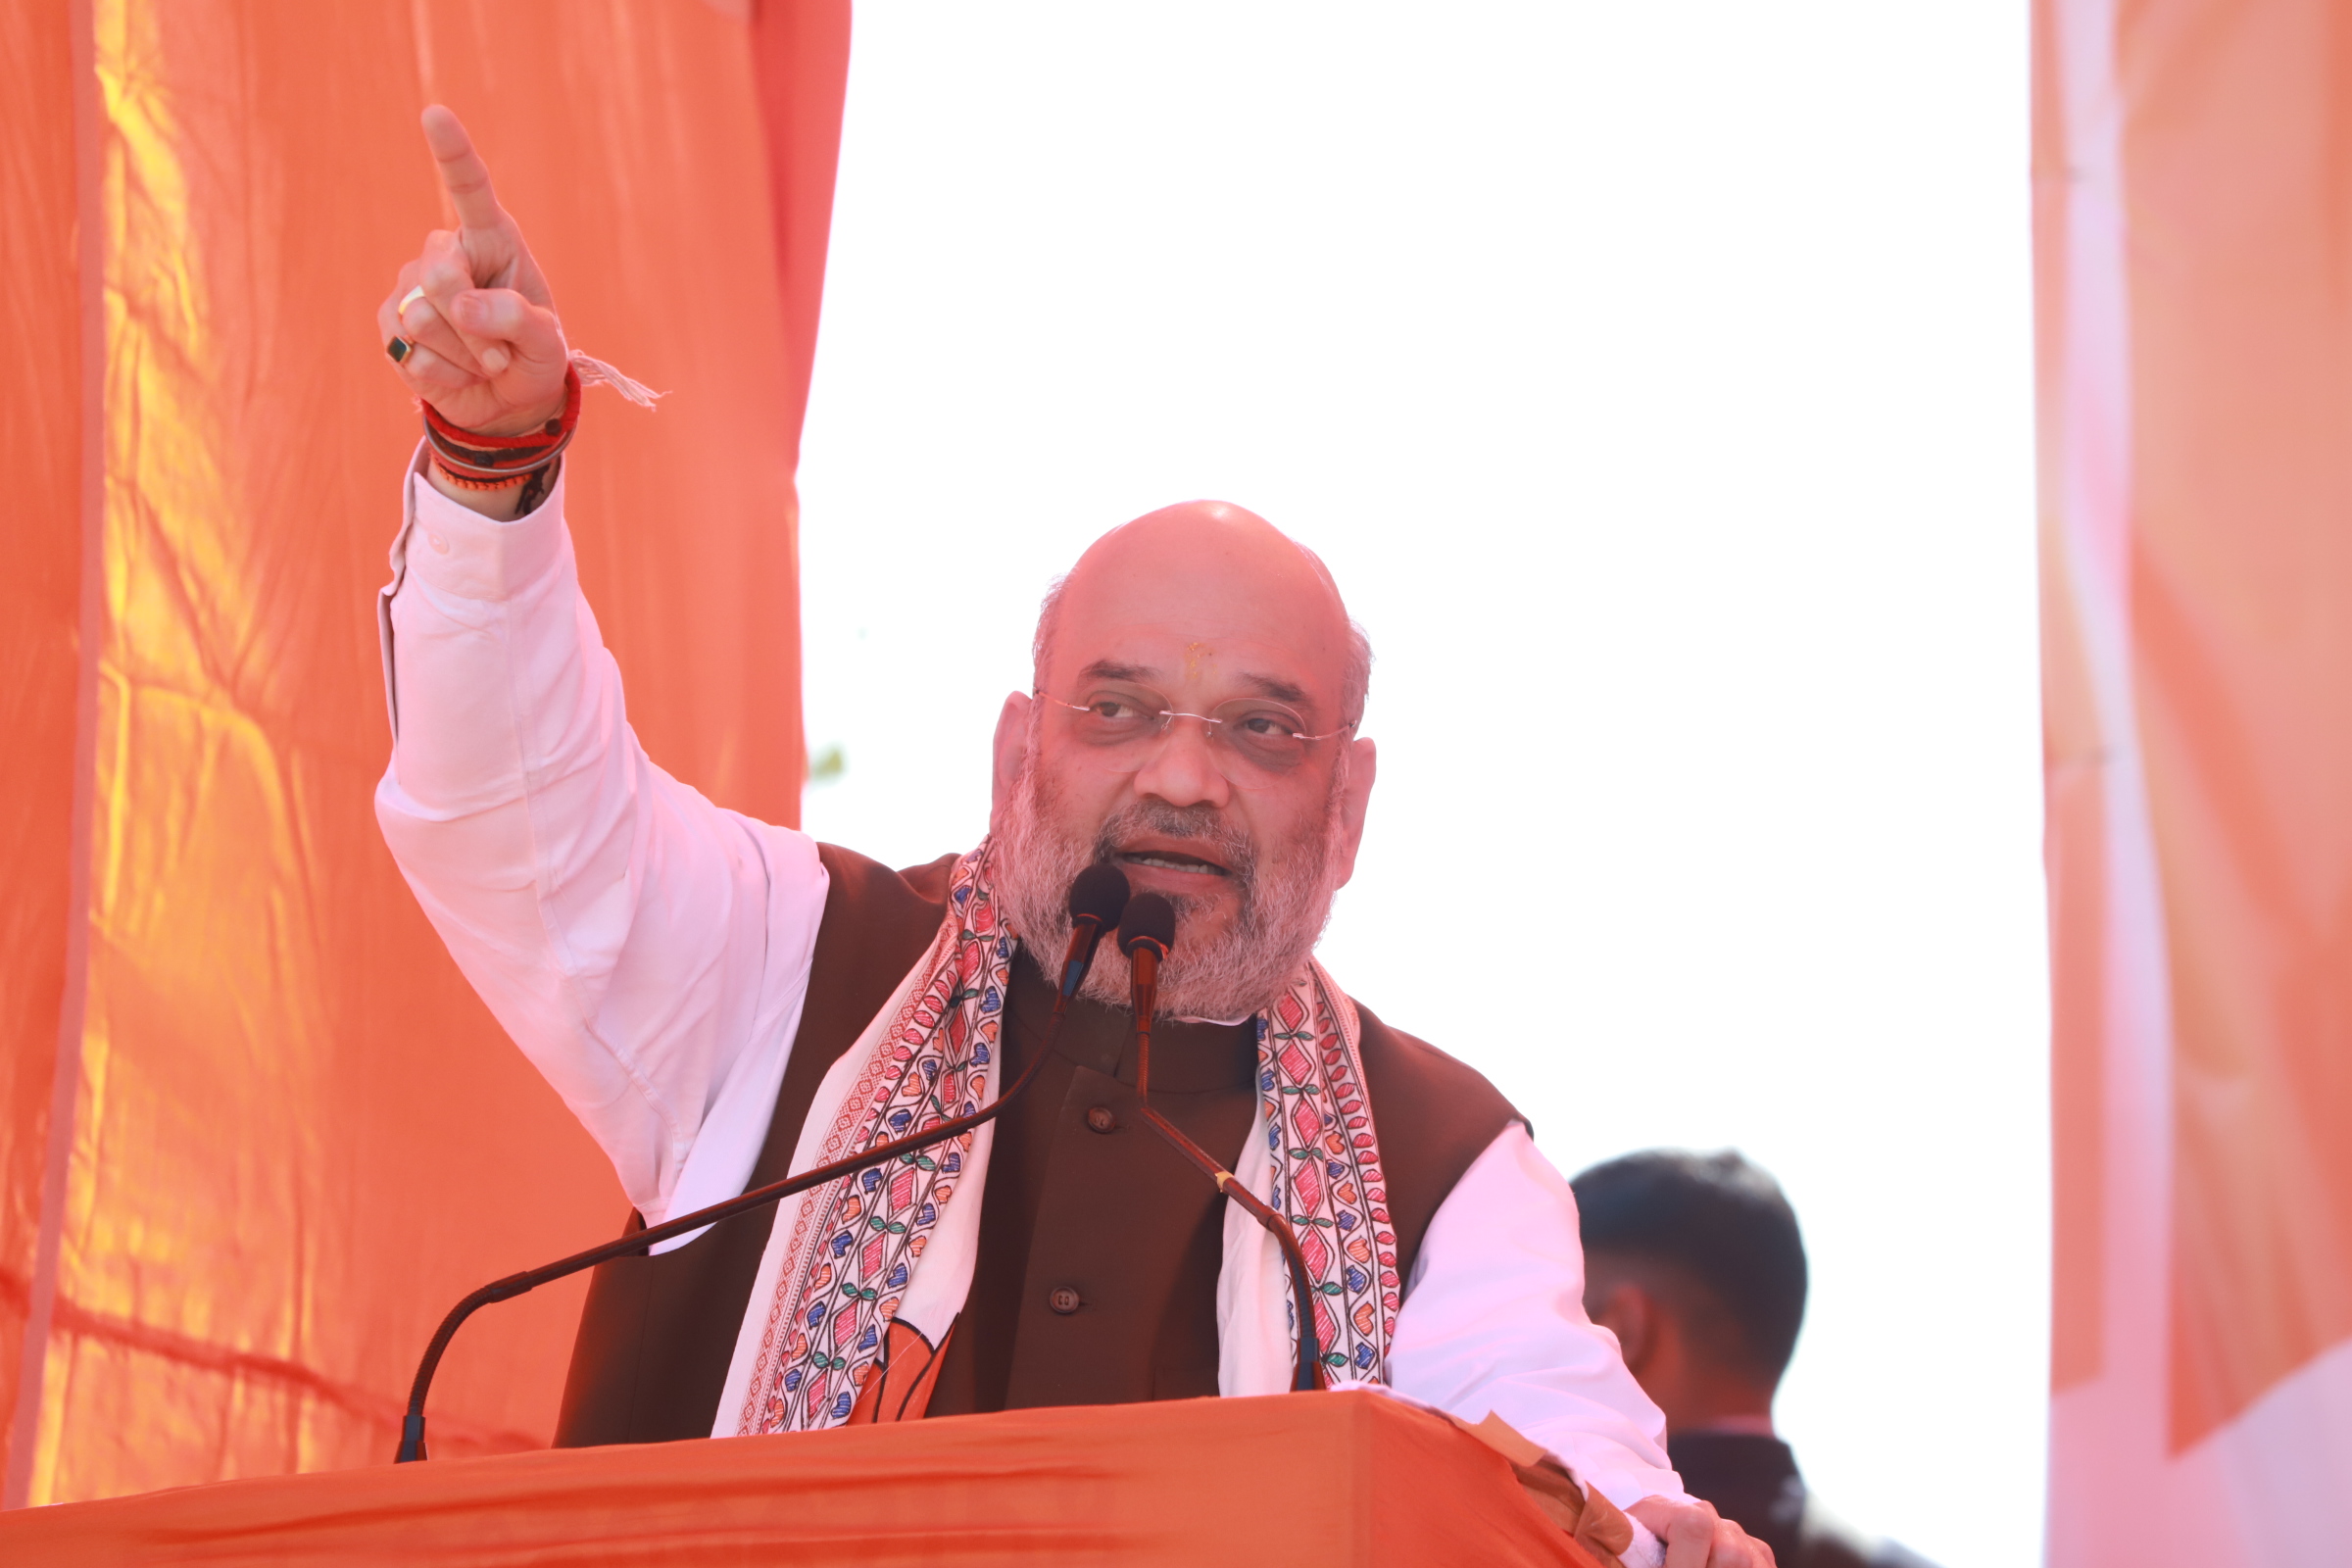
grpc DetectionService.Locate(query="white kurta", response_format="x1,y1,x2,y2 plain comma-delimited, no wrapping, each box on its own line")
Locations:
372,460,1690,1527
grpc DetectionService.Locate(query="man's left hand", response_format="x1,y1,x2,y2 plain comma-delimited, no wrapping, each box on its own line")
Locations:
1629,1496,1776,1568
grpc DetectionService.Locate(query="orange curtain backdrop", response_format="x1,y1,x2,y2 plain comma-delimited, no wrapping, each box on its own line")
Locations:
2038,0,2352,1560
1,0,847,1507
0,0,93,1511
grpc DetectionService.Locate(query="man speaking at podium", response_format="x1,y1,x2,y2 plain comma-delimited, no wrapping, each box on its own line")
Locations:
370,108,1769,1568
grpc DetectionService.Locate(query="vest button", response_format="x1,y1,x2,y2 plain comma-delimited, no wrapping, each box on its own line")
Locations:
1085,1105,1118,1134
1048,1285,1084,1315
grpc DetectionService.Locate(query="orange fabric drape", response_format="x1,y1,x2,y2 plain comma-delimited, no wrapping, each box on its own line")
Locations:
0,0,94,1505
0,1393,1606,1567
2121,21,2352,1454
2039,0,2352,1557
1,0,845,1506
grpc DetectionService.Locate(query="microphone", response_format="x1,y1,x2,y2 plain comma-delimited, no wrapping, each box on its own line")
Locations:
1117,891,1176,1021
1062,862,1133,998
394,864,1130,1462
1119,897,1327,1395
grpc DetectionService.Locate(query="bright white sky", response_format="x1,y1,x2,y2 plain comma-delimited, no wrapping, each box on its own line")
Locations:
797,6,2044,1563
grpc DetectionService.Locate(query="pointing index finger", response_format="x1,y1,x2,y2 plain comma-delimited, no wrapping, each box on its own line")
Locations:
420,105,506,233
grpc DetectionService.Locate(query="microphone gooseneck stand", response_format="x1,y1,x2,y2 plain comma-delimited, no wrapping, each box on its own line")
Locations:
393,864,1136,1462
1118,894,1329,1395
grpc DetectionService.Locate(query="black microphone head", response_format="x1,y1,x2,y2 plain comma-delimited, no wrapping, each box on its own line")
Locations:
1067,862,1132,933
1119,892,1178,958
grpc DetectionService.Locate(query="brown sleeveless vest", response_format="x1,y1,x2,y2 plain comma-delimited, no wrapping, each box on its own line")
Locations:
552,844,1520,1446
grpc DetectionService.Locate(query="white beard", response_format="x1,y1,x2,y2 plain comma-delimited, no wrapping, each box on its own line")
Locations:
994,751,1348,1022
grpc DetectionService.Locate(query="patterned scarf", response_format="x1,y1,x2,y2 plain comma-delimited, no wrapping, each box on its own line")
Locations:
1259,963,1401,1379
728,841,1396,1433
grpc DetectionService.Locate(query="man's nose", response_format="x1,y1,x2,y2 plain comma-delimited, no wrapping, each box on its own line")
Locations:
1130,715,1232,811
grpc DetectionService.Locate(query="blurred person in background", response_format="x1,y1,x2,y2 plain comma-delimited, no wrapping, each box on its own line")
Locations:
1574,1151,1938,1568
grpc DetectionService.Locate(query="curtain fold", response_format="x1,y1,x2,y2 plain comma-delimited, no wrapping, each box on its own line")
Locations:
2038,0,2352,1559
1,0,846,1505
0,0,96,1506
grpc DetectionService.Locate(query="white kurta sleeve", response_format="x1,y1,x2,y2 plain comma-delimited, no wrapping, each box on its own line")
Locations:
373,459,827,1236
1388,1122,1692,1513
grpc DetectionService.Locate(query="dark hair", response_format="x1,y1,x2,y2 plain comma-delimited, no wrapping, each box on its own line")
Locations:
1571,1149,1808,1385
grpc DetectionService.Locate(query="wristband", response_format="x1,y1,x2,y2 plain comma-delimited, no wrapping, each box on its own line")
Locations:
422,366,581,482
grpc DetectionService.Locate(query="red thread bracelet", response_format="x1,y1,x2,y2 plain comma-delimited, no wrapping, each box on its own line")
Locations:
424,366,582,483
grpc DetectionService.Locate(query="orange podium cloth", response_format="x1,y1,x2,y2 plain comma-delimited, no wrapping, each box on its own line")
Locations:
0,1392,1604,1568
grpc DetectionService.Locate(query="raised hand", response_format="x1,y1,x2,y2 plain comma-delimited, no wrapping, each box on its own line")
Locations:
378,106,568,438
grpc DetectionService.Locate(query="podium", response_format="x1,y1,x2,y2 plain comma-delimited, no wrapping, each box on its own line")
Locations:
0,1391,1614,1565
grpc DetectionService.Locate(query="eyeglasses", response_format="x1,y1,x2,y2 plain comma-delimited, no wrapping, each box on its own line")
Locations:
1040,682,1354,774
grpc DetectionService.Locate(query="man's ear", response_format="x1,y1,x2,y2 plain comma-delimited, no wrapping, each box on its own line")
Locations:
1328,735,1378,889
1588,1280,1655,1375
991,691,1034,819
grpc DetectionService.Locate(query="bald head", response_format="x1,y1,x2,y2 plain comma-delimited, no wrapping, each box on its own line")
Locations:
1033,501,1371,728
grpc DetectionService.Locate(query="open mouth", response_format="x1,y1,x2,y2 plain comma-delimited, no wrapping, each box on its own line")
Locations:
1114,847,1233,878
